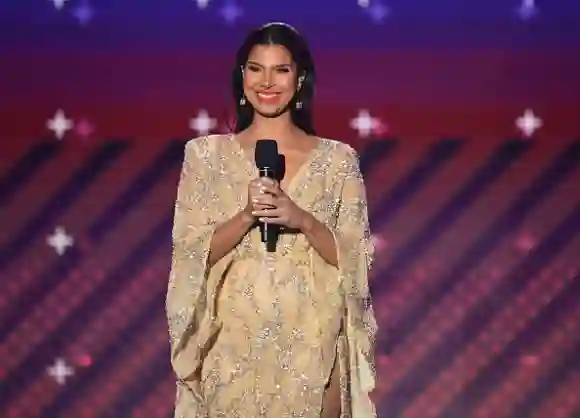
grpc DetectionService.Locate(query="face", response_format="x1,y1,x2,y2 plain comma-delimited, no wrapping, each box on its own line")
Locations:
242,44,300,117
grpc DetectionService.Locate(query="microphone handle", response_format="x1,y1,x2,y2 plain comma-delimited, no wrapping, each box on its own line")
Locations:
258,167,278,252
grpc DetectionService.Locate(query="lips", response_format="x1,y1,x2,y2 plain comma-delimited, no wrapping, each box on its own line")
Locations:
257,91,281,103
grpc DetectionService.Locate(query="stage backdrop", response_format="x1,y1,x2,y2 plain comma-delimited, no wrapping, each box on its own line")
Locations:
1,0,580,417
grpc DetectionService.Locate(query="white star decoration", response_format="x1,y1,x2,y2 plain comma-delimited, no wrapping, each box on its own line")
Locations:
368,1,390,22
516,0,538,20
73,1,94,25
516,109,543,137
47,109,74,140
47,358,74,385
195,0,211,9
358,0,390,22
220,0,243,23
47,226,74,256
189,109,217,135
49,0,69,10
350,109,381,138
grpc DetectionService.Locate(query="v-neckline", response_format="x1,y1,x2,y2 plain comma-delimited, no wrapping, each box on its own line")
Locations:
228,134,324,196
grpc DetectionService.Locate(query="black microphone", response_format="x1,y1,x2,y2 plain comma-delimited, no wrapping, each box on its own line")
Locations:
254,139,279,252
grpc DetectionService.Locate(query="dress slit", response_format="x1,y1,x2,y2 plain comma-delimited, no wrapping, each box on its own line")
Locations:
321,319,349,418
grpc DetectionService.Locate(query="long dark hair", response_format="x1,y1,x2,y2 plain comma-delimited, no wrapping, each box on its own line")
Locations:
231,22,316,135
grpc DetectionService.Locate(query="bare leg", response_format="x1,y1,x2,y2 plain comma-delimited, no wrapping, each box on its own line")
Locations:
321,353,341,418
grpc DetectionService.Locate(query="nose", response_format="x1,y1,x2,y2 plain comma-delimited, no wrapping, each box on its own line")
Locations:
260,69,275,88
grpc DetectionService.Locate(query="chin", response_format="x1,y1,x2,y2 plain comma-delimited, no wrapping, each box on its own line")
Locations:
254,102,291,119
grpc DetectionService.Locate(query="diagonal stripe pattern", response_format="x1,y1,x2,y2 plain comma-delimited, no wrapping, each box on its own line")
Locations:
0,137,579,418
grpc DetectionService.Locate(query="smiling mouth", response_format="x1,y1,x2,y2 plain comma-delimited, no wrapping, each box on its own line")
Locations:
257,91,282,103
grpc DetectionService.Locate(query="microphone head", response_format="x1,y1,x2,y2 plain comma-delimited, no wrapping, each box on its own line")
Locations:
255,139,279,169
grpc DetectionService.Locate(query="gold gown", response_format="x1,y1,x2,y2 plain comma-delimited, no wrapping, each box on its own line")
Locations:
166,134,377,417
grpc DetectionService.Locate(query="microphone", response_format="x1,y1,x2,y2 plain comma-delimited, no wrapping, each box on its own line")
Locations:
254,139,279,252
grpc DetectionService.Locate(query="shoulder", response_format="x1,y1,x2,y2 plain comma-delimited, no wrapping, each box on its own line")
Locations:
319,137,359,159
184,134,231,159
318,137,361,173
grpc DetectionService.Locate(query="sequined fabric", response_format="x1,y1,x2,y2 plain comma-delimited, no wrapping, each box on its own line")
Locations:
166,135,377,417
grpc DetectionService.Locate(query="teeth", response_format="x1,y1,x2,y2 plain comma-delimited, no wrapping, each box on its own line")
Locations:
258,92,278,98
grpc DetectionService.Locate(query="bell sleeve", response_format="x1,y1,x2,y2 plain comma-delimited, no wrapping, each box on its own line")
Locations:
332,146,378,417
165,139,234,414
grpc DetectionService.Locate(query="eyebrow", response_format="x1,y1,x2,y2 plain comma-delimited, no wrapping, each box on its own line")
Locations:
246,60,293,68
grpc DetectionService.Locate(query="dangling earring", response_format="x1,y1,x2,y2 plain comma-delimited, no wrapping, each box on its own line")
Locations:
295,75,305,109
297,75,304,91
239,65,246,105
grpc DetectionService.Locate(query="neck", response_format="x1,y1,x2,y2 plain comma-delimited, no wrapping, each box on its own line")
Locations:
245,111,301,145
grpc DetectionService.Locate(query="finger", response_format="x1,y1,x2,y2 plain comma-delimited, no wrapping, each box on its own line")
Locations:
249,185,267,197
253,182,273,194
256,177,280,189
252,208,283,218
259,216,285,225
251,200,276,211
249,179,263,189
252,194,276,205
260,184,279,196
266,179,282,192
260,177,278,187
252,203,274,211
254,177,270,187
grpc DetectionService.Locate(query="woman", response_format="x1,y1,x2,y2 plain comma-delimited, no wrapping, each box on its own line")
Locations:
166,22,377,417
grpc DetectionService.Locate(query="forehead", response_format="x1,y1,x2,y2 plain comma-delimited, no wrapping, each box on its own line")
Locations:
247,44,293,65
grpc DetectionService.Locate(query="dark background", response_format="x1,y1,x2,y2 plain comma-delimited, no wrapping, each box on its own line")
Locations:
1,0,580,416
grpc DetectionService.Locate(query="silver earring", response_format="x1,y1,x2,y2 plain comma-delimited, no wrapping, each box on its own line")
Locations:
240,96,246,105
295,100,302,109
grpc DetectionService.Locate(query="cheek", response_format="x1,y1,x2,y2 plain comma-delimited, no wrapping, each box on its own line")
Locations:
242,77,254,93
243,73,262,90
276,76,297,93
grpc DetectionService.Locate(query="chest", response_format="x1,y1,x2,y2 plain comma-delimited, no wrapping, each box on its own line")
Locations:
278,150,310,191
215,146,342,227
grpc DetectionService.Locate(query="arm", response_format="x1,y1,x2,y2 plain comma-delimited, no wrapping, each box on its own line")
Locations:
208,209,254,267
300,211,339,267
332,147,373,277
330,147,377,416
255,146,377,414
167,139,251,413
299,146,371,270
250,147,367,269
172,140,253,269
249,180,339,266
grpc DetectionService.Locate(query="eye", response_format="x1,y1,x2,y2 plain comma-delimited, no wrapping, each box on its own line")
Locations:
276,67,291,73
246,64,260,72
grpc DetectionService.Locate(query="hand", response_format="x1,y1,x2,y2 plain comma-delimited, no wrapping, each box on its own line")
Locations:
250,178,307,230
243,177,273,220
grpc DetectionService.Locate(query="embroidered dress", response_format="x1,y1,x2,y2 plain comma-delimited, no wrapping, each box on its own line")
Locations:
166,134,377,417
